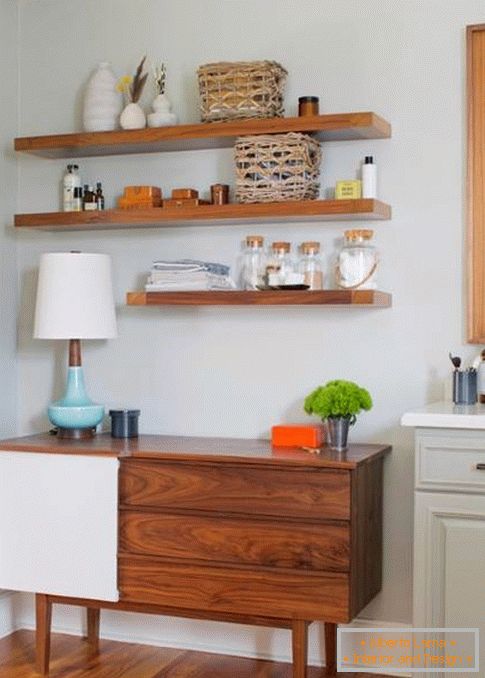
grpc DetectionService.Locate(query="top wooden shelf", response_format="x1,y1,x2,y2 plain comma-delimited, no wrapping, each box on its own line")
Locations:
14,112,391,158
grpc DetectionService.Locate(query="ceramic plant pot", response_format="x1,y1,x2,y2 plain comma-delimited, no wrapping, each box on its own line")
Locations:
83,62,122,132
147,93,178,127
120,102,146,130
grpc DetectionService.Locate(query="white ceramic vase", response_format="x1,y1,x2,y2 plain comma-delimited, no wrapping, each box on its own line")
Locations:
147,93,178,128
120,102,146,130
83,62,122,132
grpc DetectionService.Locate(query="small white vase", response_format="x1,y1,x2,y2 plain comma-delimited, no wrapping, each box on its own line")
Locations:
83,62,122,132
147,93,178,128
120,102,146,130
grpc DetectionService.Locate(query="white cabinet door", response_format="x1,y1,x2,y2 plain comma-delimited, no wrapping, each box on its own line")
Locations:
414,491,485,674
0,452,119,601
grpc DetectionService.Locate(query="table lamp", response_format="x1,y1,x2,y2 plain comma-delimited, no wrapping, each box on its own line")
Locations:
34,252,117,439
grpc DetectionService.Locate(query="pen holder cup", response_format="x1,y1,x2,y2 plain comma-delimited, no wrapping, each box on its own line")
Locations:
109,409,140,438
452,371,477,405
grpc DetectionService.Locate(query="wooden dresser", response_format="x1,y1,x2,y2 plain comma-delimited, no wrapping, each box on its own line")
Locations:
0,434,390,677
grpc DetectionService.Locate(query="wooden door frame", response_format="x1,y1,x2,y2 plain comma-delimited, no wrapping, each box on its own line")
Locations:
467,24,485,342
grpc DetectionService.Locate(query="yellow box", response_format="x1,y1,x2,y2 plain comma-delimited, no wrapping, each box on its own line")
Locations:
335,180,362,199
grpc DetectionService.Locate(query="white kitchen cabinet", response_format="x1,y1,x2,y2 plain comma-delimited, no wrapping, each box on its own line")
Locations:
414,490,485,627
0,452,119,601
402,408,485,677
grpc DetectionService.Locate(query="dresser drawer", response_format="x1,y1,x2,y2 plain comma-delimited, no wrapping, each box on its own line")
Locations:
119,556,350,622
120,461,350,520
119,511,350,572
416,433,485,493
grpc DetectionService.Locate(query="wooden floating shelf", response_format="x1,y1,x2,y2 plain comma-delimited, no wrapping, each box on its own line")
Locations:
14,112,391,158
126,290,392,307
14,199,391,231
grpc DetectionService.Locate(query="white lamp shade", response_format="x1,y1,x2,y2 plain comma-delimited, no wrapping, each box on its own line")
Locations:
34,252,118,339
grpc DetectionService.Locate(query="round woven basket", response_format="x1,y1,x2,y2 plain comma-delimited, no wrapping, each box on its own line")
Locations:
235,133,322,203
197,61,287,122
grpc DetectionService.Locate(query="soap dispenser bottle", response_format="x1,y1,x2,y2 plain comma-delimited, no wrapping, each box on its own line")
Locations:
362,156,377,198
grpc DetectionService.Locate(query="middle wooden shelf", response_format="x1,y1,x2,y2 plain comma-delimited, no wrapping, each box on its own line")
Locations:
15,198,390,232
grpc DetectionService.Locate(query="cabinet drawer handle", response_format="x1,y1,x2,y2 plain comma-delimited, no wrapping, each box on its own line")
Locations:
476,463,485,470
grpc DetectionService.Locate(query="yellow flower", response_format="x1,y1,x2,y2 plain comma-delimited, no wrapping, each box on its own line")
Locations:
116,75,133,93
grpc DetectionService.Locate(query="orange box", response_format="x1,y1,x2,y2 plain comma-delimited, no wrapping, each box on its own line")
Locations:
118,197,162,209
163,198,209,208
271,424,325,448
172,188,198,199
124,185,162,199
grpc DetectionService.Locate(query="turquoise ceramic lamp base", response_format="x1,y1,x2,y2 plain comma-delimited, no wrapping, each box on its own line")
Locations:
48,340,104,439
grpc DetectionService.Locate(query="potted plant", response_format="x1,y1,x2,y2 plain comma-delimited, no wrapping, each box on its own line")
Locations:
304,379,372,450
147,63,178,127
118,56,148,130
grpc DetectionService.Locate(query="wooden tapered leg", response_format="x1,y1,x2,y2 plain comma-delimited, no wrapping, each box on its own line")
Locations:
86,608,100,653
35,594,52,676
292,620,308,678
324,623,337,676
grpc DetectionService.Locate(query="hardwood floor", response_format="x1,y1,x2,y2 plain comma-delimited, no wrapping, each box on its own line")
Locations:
0,630,394,677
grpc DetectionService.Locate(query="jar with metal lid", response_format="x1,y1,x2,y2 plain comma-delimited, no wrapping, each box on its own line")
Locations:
241,235,266,290
266,241,294,286
299,241,323,290
336,229,378,290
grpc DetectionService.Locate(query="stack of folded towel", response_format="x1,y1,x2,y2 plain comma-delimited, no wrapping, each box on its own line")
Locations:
145,260,236,291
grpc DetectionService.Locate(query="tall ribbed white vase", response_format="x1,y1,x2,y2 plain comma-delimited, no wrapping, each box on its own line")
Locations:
83,62,122,132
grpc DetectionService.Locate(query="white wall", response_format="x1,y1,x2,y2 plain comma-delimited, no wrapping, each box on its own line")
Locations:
12,0,485,661
0,0,18,636
0,0,18,436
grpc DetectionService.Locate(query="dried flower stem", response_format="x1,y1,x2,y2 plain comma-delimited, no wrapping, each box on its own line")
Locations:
129,56,148,103
154,63,167,95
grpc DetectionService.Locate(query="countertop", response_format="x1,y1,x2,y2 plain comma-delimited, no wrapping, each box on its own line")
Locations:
0,432,391,469
401,401,485,429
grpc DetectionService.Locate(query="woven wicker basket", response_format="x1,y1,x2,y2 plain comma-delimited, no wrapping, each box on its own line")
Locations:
197,61,287,122
235,133,322,203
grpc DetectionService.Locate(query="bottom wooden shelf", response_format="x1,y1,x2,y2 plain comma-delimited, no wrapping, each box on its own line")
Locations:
126,290,392,307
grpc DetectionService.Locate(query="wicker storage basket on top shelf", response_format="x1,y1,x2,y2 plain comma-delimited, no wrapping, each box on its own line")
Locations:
197,61,287,122
235,133,322,203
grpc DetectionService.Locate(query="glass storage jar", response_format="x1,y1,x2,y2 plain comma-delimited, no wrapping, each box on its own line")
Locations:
267,241,293,286
241,235,266,289
336,229,378,290
299,241,323,290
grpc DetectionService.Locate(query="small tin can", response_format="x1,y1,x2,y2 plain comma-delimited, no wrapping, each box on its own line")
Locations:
109,409,140,438
298,96,319,116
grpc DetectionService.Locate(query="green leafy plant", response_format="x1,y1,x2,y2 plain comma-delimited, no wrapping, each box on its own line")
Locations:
304,380,372,421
